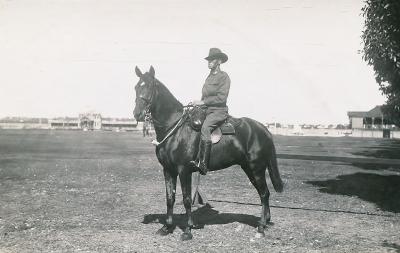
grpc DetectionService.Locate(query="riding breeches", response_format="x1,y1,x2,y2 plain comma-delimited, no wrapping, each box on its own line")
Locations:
200,107,228,142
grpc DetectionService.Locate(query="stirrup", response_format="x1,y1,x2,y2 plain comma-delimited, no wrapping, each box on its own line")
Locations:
198,162,208,175
188,160,207,175
198,167,208,175
188,160,199,169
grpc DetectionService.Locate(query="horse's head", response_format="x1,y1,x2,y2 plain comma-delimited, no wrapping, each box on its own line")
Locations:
133,66,156,122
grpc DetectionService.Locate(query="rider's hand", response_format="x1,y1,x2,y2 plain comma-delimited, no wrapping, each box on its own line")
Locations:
192,100,205,106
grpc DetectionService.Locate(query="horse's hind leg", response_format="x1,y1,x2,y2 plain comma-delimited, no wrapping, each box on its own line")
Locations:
242,164,271,236
156,167,177,235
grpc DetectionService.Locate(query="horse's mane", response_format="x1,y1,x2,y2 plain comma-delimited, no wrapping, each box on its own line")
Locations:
155,79,184,111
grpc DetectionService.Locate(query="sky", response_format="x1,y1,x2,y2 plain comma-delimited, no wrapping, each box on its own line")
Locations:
0,0,386,124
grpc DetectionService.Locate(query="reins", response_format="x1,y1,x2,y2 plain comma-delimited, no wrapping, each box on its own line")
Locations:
151,113,185,146
148,104,195,146
141,78,199,146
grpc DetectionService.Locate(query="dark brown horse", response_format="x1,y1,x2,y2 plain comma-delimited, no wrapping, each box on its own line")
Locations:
133,66,283,240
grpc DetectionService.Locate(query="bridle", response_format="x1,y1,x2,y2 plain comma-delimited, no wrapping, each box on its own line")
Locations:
136,76,196,146
137,78,157,121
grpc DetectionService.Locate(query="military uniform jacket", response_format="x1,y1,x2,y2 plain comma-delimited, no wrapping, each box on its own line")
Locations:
201,71,230,111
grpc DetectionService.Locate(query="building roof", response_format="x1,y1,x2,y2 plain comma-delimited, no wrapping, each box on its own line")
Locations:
367,105,384,117
348,105,384,118
49,117,79,123
347,111,367,117
102,117,135,122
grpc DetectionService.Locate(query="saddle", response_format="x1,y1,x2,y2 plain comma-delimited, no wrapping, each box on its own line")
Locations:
189,106,240,144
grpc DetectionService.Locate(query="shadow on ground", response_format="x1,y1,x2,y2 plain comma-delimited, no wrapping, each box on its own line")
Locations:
307,172,400,213
143,204,267,231
382,240,400,253
350,162,400,172
348,139,400,171
351,139,400,160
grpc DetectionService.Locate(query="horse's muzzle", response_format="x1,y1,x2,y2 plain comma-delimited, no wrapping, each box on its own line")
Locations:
134,111,145,122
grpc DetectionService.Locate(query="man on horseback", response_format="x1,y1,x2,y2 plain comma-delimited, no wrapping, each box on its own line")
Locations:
133,63,283,240
191,48,231,175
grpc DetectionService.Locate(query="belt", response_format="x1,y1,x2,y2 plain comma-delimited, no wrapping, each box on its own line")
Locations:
208,103,227,107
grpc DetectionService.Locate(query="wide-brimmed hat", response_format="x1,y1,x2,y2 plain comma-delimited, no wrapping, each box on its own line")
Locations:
205,48,228,63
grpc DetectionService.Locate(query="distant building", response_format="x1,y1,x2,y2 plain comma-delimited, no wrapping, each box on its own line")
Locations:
49,113,137,131
347,105,390,129
0,117,49,129
0,113,138,131
49,117,80,130
347,105,400,138
79,113,102,130
101,117,138,131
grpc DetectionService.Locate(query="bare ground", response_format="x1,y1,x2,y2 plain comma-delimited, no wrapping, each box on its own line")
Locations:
0,130,399,252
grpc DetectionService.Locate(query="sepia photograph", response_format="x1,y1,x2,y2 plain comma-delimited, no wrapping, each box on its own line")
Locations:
0,0,399,252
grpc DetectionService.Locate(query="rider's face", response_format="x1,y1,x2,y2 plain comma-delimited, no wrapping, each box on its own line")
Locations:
208,59,220,70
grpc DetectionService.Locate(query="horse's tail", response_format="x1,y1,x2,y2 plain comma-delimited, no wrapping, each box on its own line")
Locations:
267,143,284,192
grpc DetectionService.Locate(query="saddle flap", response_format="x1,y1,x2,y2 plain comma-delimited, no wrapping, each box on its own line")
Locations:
211,128,222,144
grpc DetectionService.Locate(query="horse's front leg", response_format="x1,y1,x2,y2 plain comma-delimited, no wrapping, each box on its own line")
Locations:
156,167,177,236
179,169,193,241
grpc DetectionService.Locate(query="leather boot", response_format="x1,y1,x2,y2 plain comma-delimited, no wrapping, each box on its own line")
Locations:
198,140,212,175
188,140,204,171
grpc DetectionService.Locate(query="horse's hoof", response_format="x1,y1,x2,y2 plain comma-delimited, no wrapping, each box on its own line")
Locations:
156,225,173,236
257,225,266,233
180,232,193,241
255,232,265,239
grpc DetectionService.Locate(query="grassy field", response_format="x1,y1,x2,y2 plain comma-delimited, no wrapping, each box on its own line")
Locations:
0,130,399,252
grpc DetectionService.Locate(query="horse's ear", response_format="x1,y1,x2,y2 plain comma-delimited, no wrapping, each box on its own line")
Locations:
149,66,155,77
135,66,142,77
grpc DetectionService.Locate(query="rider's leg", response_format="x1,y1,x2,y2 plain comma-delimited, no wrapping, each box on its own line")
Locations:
188,124,211,174
197,110,227,175
197,137,211,175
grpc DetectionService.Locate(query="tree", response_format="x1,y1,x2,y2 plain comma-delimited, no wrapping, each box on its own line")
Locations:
361,0,400,126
